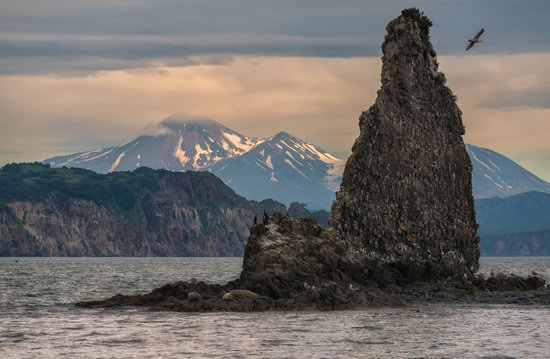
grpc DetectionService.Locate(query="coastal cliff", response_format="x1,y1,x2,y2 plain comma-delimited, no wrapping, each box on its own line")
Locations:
0,163,283,256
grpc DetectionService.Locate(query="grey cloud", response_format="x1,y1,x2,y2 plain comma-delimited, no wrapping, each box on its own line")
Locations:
0,0,549,74
0,34,378,74
480,85,550,110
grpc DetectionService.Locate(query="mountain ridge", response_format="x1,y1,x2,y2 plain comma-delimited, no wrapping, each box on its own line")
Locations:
44,114,550,209
476,191,550,236
466,144,550,199
475,191,550,256
44,115,345,209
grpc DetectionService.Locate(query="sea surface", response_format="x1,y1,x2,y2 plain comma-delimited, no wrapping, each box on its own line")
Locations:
1,257,550,358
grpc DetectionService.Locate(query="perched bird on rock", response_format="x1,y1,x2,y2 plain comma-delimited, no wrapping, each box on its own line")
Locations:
465,28,484,51
190,277,198,284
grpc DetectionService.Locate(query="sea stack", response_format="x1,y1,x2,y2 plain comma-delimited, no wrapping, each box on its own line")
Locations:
75,10,550,312
331,9,480,282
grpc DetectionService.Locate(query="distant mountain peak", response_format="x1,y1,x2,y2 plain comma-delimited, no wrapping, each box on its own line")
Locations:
466,144,550,198
45,114,262,173
43,117,550,210
210,129,345,209
271,131,294,141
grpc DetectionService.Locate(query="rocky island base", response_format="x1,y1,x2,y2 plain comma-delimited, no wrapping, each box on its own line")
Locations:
76,215,549,312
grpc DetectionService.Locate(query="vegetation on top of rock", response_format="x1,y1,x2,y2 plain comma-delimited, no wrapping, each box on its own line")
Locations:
396,8,436,59
0,162,290,215
0,162,162,211
401,7,433,34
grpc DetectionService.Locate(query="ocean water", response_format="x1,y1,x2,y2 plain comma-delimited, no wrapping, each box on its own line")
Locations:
1,257,549,358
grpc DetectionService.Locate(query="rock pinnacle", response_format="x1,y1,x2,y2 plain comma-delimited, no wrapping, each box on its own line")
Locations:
331,9,480,282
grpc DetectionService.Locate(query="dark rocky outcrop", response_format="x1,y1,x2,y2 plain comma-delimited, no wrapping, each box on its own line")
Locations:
331,9,479,282
287,202,330,228
77,213,548,311
76,9,550,311
77,214,411,311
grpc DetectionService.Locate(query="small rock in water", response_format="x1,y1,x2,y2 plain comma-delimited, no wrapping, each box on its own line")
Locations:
187,292,202,302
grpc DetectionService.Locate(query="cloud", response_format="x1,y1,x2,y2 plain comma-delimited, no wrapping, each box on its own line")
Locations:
0,33,380,75
1,53,550,180
0,57,378,163
480,85,550,110
437,53,550,110
1,0,550,75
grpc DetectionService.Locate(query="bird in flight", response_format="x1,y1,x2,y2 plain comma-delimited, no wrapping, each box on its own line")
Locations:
465,28,485,51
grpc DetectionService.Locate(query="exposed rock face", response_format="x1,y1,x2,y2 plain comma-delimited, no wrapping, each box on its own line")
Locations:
0,164,285,256
331,11,480,282
239,214,343,298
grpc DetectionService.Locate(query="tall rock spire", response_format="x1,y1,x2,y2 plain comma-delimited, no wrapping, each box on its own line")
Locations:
331,9,480,281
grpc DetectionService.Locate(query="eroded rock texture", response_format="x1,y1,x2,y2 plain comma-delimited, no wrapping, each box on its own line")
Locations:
331,11,480,281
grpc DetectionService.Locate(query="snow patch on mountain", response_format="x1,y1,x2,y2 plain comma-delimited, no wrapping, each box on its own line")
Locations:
173,130,189,167
265,155,274,170
110,152,127,172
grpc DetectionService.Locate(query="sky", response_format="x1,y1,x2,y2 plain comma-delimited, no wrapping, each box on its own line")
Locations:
1,0,549,180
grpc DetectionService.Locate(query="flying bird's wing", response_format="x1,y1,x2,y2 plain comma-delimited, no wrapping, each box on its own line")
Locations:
474,28,485,40
465,42,475,51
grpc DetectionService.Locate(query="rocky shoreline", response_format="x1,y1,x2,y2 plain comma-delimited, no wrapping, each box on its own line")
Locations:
75,273,550,313
76,215,550,312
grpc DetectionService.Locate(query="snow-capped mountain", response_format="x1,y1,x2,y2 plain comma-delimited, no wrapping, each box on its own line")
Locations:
466,144,550,199
211,131,345,210
44,114,345,209
43,114,550,209
45,113,261,173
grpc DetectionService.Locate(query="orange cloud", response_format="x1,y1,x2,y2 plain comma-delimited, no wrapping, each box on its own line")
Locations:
1,54,549,180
